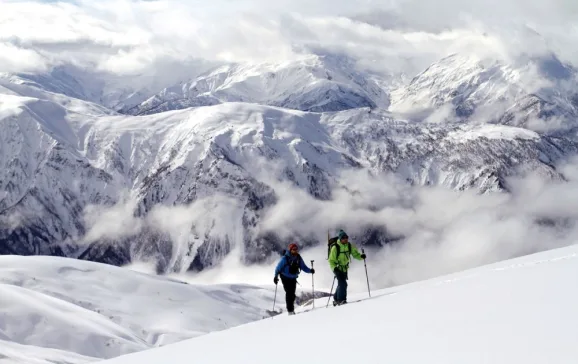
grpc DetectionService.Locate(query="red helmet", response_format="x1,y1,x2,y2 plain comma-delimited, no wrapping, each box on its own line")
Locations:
288,243,299,252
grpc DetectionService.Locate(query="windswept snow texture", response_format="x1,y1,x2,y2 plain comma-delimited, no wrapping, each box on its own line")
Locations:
102,244,578,364
0,256,276,363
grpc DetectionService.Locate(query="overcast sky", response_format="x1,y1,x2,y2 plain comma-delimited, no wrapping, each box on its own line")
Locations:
0,0,576,79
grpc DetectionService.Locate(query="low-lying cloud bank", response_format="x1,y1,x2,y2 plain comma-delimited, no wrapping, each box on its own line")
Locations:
82,154,578,294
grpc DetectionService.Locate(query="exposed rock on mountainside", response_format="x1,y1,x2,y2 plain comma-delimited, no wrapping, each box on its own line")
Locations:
1,52,578,271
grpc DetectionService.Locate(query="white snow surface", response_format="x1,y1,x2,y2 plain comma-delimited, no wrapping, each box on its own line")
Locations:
445,123,540,143
113,54,390,115
390,53,578,128
102,244,578,364
0,256,276,363
0,340,98,364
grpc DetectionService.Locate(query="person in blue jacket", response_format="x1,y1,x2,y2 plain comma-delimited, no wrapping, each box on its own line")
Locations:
274,243,315,315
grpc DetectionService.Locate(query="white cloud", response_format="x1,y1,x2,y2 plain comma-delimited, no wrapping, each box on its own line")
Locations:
0,0,575,79
81,192,143,244
0,42,47,73
77,156,578,295
151,161,578,298
81,191,246,273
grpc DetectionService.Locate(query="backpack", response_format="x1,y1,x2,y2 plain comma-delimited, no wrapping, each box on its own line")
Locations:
327,237,351,260
280,250,302,275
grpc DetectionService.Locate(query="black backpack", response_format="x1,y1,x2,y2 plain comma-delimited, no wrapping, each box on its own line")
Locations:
327,236,351,259
280,251,302,275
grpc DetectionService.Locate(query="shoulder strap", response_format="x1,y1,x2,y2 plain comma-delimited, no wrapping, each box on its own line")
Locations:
335,242,351,257
286,254,300,265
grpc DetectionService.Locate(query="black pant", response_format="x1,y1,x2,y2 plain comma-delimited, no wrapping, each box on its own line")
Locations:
280,275,297,313
334,269,348,302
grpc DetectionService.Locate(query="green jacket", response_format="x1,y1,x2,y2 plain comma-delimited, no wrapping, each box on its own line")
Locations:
328,239,363,272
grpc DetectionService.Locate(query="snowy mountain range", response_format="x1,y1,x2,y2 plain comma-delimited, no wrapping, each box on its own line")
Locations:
390,53,578,131
120,54,391,115
1,51,578,273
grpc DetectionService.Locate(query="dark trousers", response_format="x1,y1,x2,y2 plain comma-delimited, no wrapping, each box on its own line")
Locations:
280,275,297,313
334,270,348,302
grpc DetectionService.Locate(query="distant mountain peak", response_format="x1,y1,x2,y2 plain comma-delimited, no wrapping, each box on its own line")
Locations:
390,53,578,128
121,55,391,115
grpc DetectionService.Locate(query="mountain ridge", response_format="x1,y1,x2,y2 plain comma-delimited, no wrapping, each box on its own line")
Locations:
1,51,578,272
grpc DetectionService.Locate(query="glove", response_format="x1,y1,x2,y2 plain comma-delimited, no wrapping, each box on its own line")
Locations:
310,268,315,274
274,276,279,285
361,253,366,259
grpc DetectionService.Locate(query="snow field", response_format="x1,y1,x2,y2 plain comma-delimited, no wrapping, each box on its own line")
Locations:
0,256,277,362
102,244,578,364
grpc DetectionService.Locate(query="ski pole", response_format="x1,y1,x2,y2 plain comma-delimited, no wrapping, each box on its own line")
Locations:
362,248,371,297
311,260,315,309
326,276,335,308
272,282,278,311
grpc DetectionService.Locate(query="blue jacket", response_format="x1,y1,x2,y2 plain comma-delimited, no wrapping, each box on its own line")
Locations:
274,252,312,279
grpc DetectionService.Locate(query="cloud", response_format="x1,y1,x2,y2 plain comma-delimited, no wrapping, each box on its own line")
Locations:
0,42,47,73
94,155,578,296
0,210,25,234
81,190,246,273
81,192,143,244
0,0,575,80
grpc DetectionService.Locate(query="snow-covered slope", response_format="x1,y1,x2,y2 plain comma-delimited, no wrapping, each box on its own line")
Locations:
0,339,98,364
391,53,578,132
0,255,277,363
0,73,115,118
1,89,577,271
101,243,578,364
123,54,390,115
1,60,219,114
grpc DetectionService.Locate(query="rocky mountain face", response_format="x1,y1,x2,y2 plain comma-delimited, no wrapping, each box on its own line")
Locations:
1,52,577,273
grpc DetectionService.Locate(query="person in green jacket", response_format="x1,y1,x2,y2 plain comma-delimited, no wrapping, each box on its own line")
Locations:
328,230,366,306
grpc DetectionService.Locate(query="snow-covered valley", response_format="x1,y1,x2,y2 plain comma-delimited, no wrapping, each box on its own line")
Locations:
0,255,279,363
